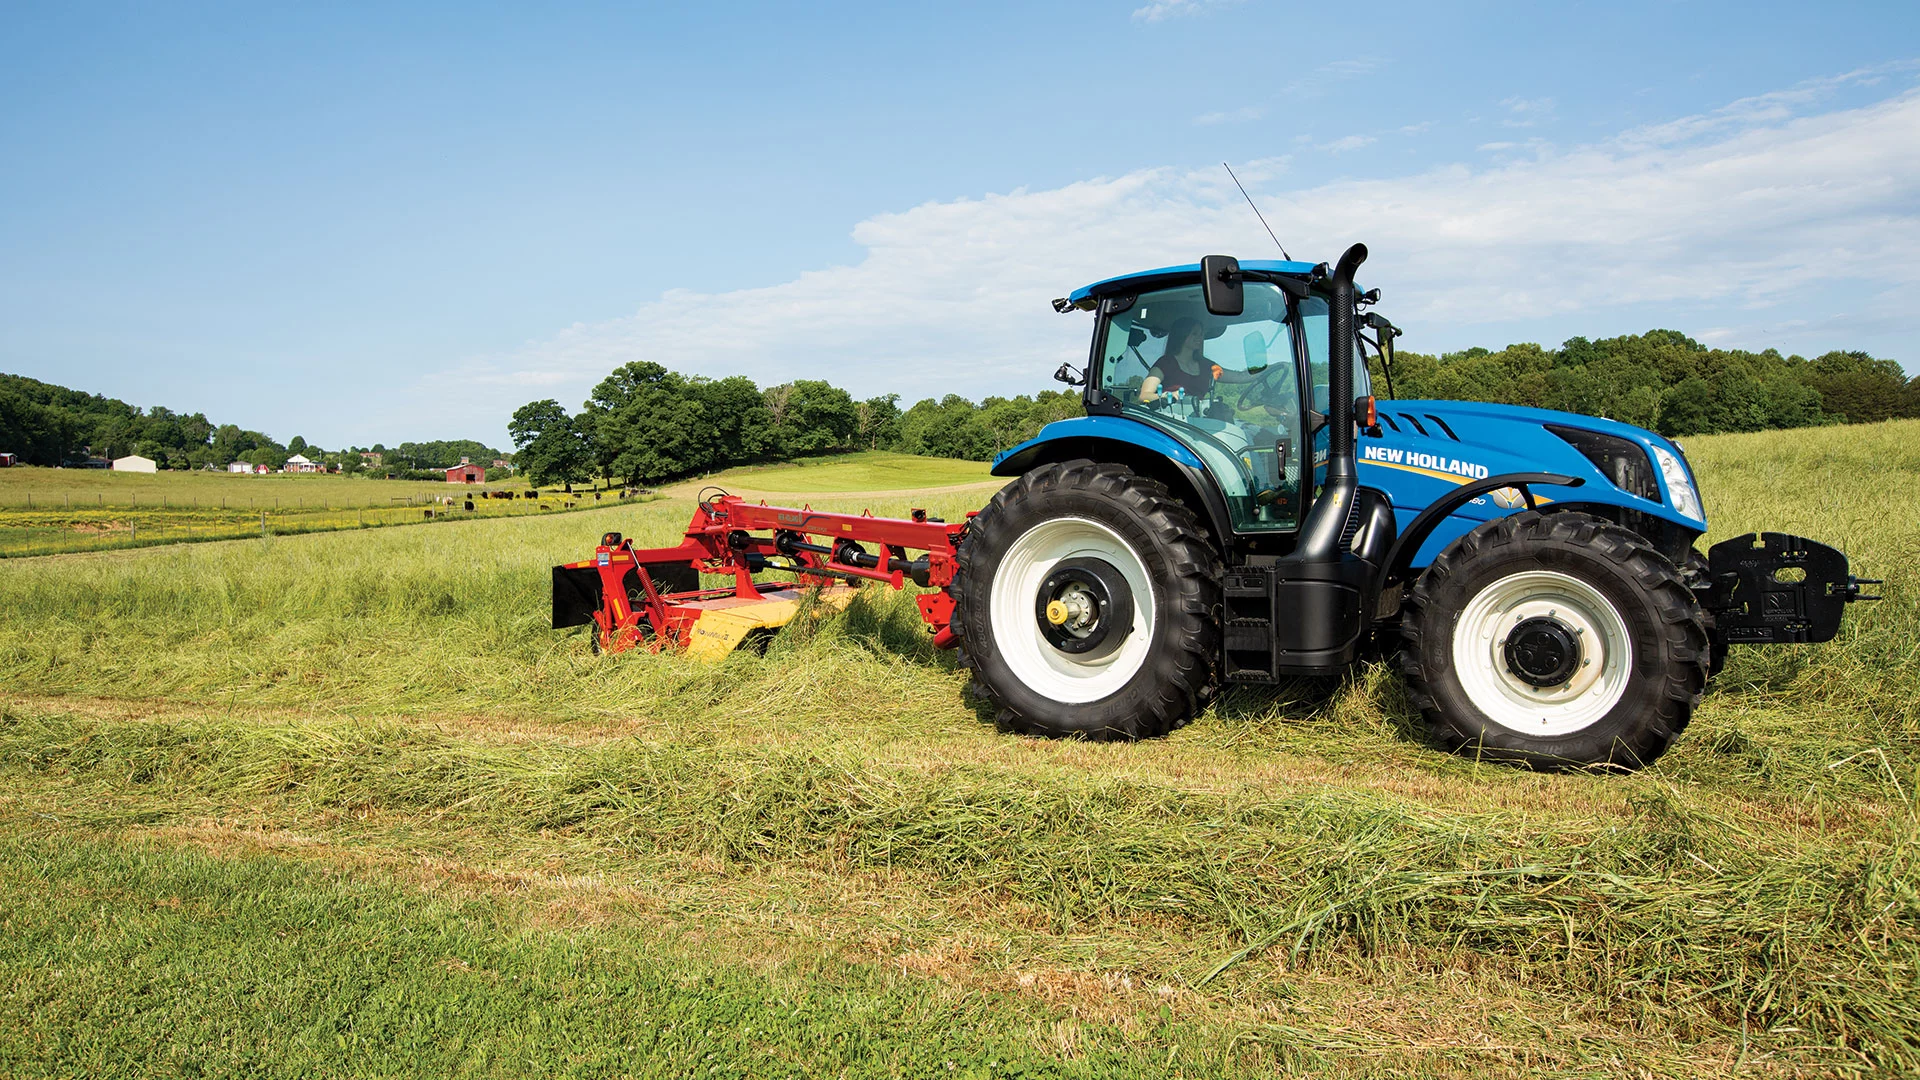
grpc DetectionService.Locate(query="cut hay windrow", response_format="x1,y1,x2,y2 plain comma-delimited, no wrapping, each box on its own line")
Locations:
6,707,1915,1069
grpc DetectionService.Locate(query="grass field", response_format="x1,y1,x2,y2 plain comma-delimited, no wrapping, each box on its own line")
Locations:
0,454,988,557
0,464,536,506
684,450,994,493
0,422,1914,1077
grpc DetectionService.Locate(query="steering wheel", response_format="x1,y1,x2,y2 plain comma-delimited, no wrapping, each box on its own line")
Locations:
1243,365,1295,413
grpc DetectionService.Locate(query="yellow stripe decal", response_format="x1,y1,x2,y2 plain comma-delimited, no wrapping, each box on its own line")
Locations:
1357,459,1555,505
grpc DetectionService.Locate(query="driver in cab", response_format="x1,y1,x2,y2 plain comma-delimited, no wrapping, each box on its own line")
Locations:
1137,318,1257,405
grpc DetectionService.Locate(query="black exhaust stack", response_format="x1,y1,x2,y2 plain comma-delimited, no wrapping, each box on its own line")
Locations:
1222,242,1381,683
1293,242,1367,561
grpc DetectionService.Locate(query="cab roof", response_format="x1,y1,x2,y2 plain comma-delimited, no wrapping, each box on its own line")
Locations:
1066,259,1320,306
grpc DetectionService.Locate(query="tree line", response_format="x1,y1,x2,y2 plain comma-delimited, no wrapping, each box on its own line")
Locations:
0,373,506,475
1378,330,1917,436
508,360,1083,486
514,331,1913,487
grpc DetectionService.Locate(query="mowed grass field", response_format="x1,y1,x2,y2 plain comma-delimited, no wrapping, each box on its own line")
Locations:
682,450,995,494
0,453,986,557
0,422,1914,1077
0,467,558,558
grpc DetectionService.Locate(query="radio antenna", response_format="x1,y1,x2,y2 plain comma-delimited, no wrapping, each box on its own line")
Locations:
1222,161,1290,261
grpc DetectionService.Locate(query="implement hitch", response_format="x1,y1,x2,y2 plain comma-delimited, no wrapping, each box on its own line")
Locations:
1702,532,1881,645
552,490,968,659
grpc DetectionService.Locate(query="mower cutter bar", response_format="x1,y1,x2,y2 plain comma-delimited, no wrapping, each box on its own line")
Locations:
552,491,969,658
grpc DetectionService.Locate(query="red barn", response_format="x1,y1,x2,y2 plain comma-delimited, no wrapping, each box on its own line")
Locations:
445,458,484,483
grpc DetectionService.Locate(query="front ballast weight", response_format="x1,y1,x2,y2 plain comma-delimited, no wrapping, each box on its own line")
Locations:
1699,531,1881,644
551,490,969,660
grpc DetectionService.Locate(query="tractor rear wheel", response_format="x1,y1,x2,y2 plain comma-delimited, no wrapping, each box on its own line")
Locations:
953,460,1221,740
1400,511,1709,771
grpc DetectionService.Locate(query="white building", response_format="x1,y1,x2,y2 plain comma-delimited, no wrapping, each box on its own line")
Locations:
283,454,324,474
112,454,157,473
228,462,252,473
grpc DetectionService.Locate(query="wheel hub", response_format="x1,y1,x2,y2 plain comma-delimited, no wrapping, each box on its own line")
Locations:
1503,616,1581,687
1034,557,1135,659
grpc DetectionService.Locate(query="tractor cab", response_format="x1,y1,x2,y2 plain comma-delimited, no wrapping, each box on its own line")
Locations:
1076,260,1370,536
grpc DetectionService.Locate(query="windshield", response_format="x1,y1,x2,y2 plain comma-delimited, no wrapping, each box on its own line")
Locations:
1096,281,1305,531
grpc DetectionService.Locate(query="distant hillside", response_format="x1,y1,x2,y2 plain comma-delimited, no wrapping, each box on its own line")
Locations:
0,373,502,473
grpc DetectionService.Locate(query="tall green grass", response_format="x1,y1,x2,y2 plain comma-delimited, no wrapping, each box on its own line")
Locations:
0,420,1915,1076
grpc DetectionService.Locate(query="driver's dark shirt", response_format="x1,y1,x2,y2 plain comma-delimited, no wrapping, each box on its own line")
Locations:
1151,357,1215,398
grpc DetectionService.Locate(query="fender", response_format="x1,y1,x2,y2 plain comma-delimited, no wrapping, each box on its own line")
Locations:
993,416,1204,474
992,417,1235,545
1375,472,1585,595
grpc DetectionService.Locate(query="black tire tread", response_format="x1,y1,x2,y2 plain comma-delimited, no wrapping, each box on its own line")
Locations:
953,460,1221,740
1399,510,1709,771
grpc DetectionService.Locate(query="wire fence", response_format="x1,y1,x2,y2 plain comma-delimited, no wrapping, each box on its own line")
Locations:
0,489,627,511
0,490,654,558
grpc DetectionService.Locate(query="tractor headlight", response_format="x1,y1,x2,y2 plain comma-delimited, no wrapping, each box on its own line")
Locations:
1651,445,1704,522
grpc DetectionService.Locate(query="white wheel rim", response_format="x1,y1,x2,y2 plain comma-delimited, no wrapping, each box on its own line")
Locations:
989,517,1153,705
1450,569,1633,737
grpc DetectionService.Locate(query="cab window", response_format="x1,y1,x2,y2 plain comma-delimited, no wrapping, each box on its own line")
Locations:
1096,282,1305,532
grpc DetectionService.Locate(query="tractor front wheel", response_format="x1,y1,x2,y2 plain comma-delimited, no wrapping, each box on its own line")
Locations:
1400,511,1709,771
953,460,1221,740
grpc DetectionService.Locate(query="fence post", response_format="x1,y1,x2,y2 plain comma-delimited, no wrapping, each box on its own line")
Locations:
130,521,136,544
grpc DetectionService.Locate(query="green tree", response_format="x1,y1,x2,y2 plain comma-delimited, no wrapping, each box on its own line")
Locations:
583,362,713,485
508,400,591,487
1802,350,1912,424
764,380,857,457
856,394,901,450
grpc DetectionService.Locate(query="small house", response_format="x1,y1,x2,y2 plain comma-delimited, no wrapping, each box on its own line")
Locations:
112,454,157,473
0,452,15,467
445,456,484,484
227,462,252,473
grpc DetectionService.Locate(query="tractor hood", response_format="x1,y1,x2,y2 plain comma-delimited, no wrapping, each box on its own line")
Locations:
1360,399,1706,544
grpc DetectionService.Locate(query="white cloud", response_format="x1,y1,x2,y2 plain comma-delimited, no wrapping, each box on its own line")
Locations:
1399,121,1433,135
1194,106,1264,126
1130,0,1241,22
446,78,1920,425
1500,96,1556,128
1319,57,1382,78
1323,134,1377,153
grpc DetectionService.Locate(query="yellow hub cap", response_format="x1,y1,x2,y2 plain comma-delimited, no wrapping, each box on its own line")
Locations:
1045,599,1071,625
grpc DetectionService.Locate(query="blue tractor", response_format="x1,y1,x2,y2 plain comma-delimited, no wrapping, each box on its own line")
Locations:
949,245,1877,770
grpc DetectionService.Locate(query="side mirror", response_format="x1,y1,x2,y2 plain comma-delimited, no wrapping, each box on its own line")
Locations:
1127,326,1147,348
1242,331,1268,372
1201,254,1243,317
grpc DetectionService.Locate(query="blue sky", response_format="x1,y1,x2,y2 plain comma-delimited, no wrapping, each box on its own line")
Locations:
3,1,1917,449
